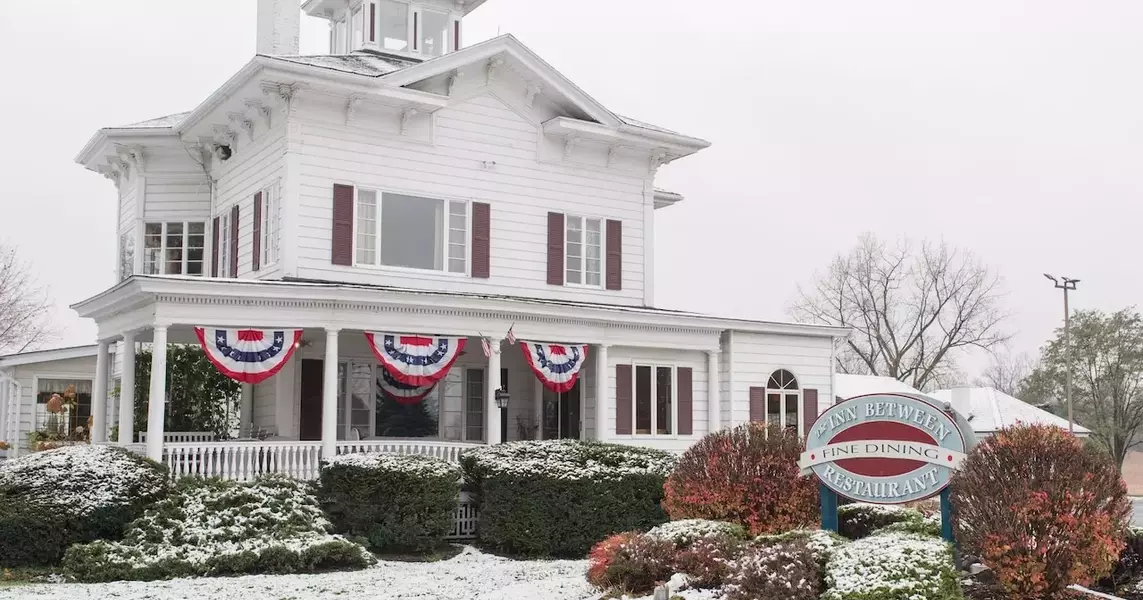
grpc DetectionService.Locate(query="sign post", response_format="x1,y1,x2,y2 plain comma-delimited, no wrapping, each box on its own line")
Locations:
800,393,975,544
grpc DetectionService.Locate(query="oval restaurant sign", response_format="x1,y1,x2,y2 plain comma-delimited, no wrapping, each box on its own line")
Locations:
799,393,970,504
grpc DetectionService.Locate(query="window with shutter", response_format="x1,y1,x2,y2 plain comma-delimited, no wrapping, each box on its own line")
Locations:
331,184,355,266
605,219,622,290
677,367,693,435
803,389,819,436
229,205,239,277
471,202,490,278
252,191,262,271
615,364,632,435
546,212,564,285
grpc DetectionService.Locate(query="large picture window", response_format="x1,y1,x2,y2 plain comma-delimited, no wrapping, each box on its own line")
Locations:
143,221,205,276
565,215,602,286
35,379,92,438
629,364,678,436
354,189,467,274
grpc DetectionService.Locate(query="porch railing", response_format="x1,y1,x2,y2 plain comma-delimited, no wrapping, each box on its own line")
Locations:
335,439,480,463
164,441,322,482
139,431,216,444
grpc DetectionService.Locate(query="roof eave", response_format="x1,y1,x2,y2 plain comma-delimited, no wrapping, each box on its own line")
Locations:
0,344,101,368
543,116,708,157
74,128,178,170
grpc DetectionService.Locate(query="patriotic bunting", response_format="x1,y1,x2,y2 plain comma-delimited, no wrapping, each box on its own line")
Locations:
520,342,589,393
377,367,436,405
193,327,304,384
365,333,467,387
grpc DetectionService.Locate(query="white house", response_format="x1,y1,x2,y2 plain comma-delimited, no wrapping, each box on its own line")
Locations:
8,0,851,478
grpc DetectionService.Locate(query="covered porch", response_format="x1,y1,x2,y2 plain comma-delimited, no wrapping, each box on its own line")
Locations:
73,276,724,480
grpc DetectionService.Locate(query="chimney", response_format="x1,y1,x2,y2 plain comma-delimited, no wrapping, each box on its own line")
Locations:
257,0,301,56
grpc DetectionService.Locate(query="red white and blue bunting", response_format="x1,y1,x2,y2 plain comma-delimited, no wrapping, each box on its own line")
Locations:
194,327,304,385
377,367,437,405
365,333,467,387
520,342,589,393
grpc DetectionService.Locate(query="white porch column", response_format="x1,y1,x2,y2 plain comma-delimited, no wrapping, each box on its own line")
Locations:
119,332,136,445
485,338,502,445
239,383,254,435
707,350,721,433
145,326,169,461
594,344,609,441
321,328,340,460
91,340,111,443
532,377,543,440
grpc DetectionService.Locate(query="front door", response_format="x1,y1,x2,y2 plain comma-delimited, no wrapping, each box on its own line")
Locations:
542,380,581,440
299,359,323,441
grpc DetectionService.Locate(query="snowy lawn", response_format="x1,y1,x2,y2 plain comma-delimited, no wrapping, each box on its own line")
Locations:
0,547,598,600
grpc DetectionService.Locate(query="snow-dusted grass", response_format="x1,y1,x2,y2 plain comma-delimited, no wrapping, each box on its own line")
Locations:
4,547,596,600
822,531,961,600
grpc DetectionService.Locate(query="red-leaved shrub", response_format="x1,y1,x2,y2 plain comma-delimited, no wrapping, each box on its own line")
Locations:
672,534,745,588
951,424,1131,600
663,422,819,535
585,532,675,594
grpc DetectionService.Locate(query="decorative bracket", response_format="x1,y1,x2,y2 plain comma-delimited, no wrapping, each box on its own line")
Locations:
106,156,130,179
96,164,121,189
485,57,504,85
400,107,418,135
447,70,461,96
245,99,272,129
115,144,146,174
262,82,297,115
649,150,669,172
228,112,255,141
563,136,578,160
213,125,238,152
524,84,542,108
346,95,362,125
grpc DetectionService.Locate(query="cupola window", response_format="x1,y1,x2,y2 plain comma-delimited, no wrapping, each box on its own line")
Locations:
330,1,461,57
377,1,410,51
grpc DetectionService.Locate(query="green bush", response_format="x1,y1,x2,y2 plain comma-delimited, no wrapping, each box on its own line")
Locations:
837,503,925,540
822,531,963,600
318,453,461,552
0,503,69,566
0,444,170,566
63,475,374,582
874,516,942,538
460,440,676,557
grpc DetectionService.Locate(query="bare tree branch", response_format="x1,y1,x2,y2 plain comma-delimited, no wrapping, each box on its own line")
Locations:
790,233,1011,392
974,351,1035,397
0,240,57,355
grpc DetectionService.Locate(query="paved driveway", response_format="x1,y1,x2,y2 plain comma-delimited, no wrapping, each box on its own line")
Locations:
1133,498,1143,527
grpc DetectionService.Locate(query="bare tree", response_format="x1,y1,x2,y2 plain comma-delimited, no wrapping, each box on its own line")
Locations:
0,241,56,354
790,233,1010,392
974,351,1034,397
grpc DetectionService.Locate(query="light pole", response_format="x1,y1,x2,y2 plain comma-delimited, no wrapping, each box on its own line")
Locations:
1044,274,1079,434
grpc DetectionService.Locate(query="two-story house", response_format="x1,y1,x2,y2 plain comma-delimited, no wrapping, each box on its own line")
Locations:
3,0,848,476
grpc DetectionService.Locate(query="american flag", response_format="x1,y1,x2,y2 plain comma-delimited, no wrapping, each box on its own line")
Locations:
481,336,492,358
505,324,516,345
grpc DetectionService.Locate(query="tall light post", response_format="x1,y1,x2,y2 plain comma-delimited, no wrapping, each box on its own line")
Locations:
1044,274,1079,434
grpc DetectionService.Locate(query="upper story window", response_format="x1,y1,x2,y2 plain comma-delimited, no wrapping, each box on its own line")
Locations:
216,213,231,278
419,8,449,56
260,183,280,267
566,215,603,287
333,1,459,57
378,1,409,50
351,5,365,48
354,188,468,274
118,230,134,281
143,221,205,276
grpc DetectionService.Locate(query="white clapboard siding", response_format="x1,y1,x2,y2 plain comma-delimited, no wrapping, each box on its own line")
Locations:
729,332,834,426
603,346,710,454
215,124,287,280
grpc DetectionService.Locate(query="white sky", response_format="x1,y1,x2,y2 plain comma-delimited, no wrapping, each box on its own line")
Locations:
1,0,1141,377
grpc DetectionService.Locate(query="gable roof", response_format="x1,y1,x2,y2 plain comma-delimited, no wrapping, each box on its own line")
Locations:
834,374,922,400
928,387,1091,436
118,112,191,129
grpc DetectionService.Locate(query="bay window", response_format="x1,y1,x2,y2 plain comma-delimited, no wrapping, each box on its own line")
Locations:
629,364,678,436
354,188,467,274
143,221,205,276
566,215,603,286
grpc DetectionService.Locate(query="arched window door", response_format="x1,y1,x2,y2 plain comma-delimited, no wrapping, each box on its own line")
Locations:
765,369,802,437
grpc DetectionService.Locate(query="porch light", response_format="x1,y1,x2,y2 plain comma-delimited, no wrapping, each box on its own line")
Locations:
494,388,510,409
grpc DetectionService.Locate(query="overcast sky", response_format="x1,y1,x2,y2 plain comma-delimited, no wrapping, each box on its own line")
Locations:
2,0,1141,377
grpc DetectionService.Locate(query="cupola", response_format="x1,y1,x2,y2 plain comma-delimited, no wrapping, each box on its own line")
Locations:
302,0,486,58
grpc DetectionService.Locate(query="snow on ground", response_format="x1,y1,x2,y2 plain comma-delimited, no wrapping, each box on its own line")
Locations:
0,547,599,600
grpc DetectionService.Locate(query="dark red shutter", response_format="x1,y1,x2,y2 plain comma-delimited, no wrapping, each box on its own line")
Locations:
471,202,491,278
749,387,766,422
332,184,355,266
454,21,460,50
252,192,262,272
616,364,632,435
229,205,239,277
211,216,220,277
412,12,418,50
546,212,564,285
369,3,376,42
803,389,819,435
677,367,693,435
605,219,622,290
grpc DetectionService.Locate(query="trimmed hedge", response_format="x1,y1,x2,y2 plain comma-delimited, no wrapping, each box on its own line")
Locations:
0,444,170,566
837,503,926,540
318,452,461,552
460,440,675,557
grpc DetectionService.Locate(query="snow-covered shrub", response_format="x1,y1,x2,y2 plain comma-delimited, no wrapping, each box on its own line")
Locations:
951,424,1130,599
585,531,676,594
822,531,962,600
318,452,460,552
0,444,169,560
837,503,925,540
663,422,819,536
0,502,69,566
875,516,942,538
646,519,747,547
459,440,675,556
672,533,745,588
754,529,848,566
723,537,822,600
62,475,374,582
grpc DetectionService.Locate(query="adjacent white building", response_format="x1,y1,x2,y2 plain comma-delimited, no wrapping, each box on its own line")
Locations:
4,0,850,476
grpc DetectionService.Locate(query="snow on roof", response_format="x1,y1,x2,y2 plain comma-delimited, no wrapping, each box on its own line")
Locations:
266,51,422,77
117,111,191,129
617,114,684,136
834,374,922,400
927,387,1091,436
